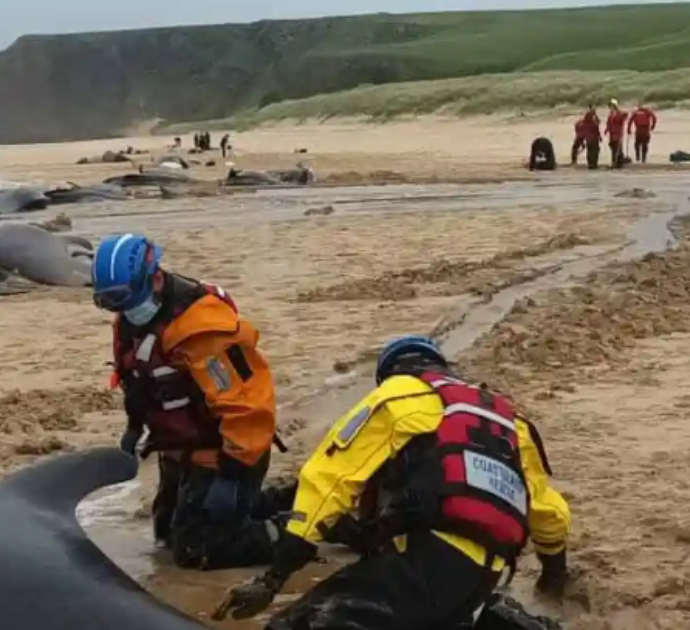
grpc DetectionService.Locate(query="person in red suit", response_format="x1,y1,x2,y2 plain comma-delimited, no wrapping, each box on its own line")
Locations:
627,103,657,163
581,105,602,170
605,99,628,169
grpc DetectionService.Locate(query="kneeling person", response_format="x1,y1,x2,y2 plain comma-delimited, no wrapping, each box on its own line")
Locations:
529,137,557,171
215,335,571,628
92,233,280,570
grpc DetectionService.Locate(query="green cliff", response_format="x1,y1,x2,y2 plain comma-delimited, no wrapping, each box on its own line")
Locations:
3,4,690,143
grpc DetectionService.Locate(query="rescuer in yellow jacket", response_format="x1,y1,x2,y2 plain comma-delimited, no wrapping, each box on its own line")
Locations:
213,335,571,628
92,233,280,570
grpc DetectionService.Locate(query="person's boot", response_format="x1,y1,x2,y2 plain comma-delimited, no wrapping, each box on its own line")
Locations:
536,550,568,597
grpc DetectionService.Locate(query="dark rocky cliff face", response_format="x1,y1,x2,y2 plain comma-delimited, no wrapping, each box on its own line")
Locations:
0,16,442,143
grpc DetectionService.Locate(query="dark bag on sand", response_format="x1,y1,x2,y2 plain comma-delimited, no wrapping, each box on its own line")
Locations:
670,150,690,164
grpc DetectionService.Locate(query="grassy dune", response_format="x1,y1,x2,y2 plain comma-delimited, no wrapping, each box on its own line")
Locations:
161,68,690,133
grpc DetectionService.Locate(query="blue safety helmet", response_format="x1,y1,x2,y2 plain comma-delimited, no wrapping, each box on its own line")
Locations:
91,233,162,312
375,335,447,385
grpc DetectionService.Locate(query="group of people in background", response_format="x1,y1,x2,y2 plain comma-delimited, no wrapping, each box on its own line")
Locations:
192,131,232,158
571,100,658,169
193,131,212,152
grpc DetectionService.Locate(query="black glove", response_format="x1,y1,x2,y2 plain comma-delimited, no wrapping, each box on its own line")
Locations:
211,531,317,620
211,573,284,621
119,426,144,455
272,530,318,578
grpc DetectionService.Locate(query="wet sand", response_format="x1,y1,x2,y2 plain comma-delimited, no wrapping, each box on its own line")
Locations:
2,109,690,185
2,114,690,629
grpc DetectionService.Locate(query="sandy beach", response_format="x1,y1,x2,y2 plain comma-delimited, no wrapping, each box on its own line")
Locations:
2,111,690,630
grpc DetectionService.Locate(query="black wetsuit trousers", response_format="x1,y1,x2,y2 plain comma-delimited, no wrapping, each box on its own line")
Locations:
634,134,650,163
266,531,501,630
585,139,600,169
609,139,624,168
151,453,278,570
570,137,585,164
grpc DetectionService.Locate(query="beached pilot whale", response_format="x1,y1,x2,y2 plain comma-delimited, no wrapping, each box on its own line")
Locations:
0,447,212,630
0,223,93,287
44,182,129,205
0,185,49,213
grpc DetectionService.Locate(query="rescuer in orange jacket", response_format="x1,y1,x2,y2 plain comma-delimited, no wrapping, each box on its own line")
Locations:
571,117,586,165
627,103,657,163
92,233,281,570
581,105,602,170
213,336,571,629
605,99,628,169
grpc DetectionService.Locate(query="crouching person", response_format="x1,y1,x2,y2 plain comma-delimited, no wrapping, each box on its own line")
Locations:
213,335,571,628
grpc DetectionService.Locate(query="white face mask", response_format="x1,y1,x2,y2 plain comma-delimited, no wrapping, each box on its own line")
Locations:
123,296,161,326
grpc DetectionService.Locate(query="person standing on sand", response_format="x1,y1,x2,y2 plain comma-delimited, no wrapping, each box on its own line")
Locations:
220,133,231,159
212,335,572,629
91,233,284,571
627,103,657,163
582,104,602,170
605,99,628,169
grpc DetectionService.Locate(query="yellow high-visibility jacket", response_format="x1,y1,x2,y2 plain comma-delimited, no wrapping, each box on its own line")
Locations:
286,375,570,571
